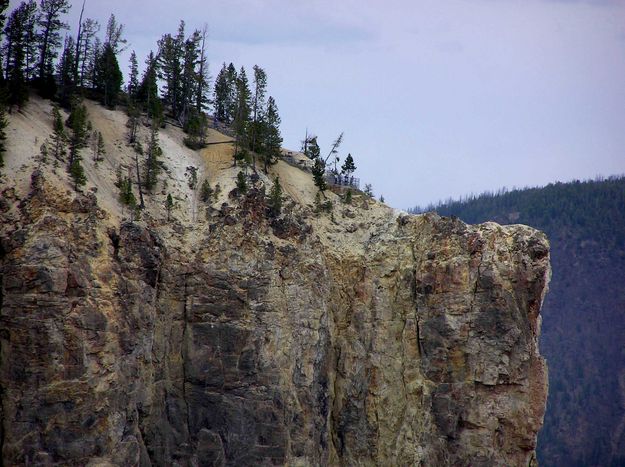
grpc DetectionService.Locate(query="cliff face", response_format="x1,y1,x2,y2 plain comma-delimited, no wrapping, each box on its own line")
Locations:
0,168,550,466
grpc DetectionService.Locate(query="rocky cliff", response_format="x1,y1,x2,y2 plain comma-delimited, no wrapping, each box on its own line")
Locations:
0,98,550,466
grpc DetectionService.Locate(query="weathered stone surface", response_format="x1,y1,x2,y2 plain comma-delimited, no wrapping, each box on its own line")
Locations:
0,175,550,466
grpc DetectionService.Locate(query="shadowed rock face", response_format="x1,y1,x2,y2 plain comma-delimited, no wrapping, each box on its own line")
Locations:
0,173,550,466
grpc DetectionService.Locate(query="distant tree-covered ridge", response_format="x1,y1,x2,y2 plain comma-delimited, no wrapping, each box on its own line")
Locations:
411,175,625,467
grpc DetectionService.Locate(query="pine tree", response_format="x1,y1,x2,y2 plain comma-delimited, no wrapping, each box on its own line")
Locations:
250,65,267,154
67,98,89,168
50,104,66,161
95,43,123,108
260,96,282,172
126,100,140,144
57,35,76,106
233,67,251,154
76,18,99,88
312,158,327,193
158,21,185,119
195,24,210,114
165,193,174,221
34,0,67,94
144,122,162,191
236,170,248,195
200,178,213,202
324,132,343,174
303,135,320,160
94,131,105,162
213,63,229,122
4,1,38,108
127,50,139,99
341,153,356,178
137,51,163,124
118,176,136,207
180,28,200,125
226,63,238,122
69,156,86,190
268,176,283,217
104,14,127,54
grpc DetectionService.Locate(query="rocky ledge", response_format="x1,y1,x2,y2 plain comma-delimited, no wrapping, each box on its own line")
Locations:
0,171,550,466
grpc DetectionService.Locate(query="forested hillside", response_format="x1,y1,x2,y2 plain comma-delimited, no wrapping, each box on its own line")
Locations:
411,176,625,466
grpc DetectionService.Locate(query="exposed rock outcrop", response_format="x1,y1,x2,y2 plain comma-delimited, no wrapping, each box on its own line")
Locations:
0,169,550,466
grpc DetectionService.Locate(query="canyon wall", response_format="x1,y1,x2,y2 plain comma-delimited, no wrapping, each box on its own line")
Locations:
0,170,550,466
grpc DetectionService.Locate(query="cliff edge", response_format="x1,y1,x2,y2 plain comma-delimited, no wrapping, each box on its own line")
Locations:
0,97,550,466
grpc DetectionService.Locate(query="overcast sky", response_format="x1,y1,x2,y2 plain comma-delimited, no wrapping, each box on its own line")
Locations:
12,0,625,208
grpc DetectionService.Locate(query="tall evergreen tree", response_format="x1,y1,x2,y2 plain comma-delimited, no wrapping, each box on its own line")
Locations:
180,28,200,125
36,0,70,86
104,13,127,54
66,97,89,167
195,24,210,114
158,20,185,119
213,62,229,122
312,158,327,193
260,96,282,172
50,104,66,161
127,50,139,99
94,42,122,108
250,65,267,155
57,34,75,106
341,153,356,178
4,1,38,108
76,18,99,87
144,122,162,191
233,66,251,150
226,63,238,122
137,51,162,123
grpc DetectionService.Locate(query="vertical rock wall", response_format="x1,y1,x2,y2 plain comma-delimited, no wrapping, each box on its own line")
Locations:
0,174,550,466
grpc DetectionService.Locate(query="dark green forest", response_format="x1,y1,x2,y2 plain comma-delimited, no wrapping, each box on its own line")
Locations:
411,176,625,466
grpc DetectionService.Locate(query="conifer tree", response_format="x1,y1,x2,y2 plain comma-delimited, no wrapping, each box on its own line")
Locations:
260,96,282,172
137,51,162,123
127,50,139,99
67,98,89,168
180,28,200,125
76,18,99,87
341,153,356,178
93,131,105,162
50,104,66,161
200,178,213,202
312,158,327,193
213,63,229,122
69,156,86,190
233,66,251,154
35,0,70,94
4,1,38,108
158,21,185,119
95,43,123,108
165,193,173,221
144,122,162,191
195,24,210,114
57,35,76,106
104,14,127,54
250,65,267,154
268,176,283,217
226,63,238,121
236,170,248,195
126,100,140,144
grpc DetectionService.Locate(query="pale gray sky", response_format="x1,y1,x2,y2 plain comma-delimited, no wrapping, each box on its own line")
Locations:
12,0,625,208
